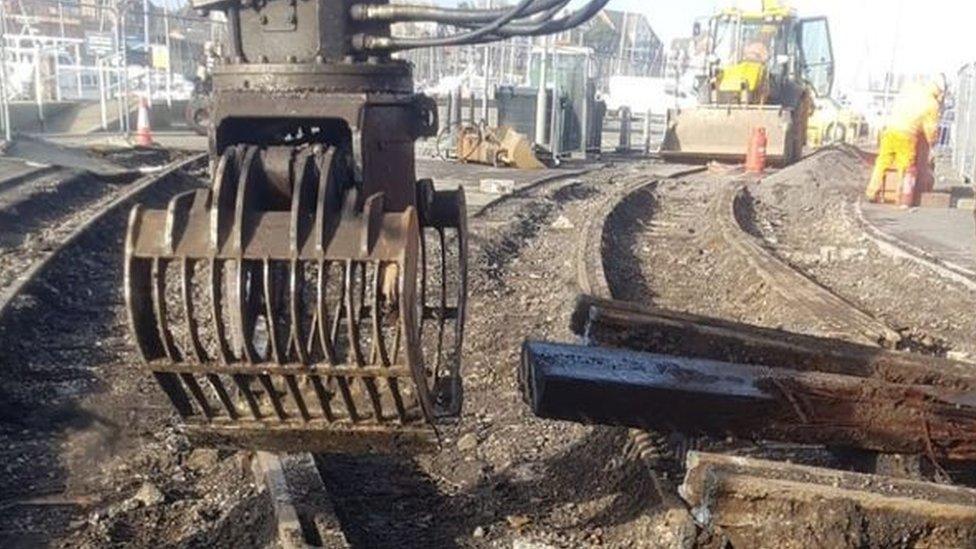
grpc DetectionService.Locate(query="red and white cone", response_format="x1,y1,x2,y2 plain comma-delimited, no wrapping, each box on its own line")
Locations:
136,97,154,146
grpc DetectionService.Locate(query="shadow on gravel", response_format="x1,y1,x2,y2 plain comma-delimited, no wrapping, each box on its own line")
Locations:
0,220,126,543
318,428,659,548
0,171,139,248
0,177,198,545
603,185,660,303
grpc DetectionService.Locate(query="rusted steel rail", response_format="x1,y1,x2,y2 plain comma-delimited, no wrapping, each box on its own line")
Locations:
576,165,705,297
572,295,976,390
717,184,901,346
520,340,976,461
681,451,976,546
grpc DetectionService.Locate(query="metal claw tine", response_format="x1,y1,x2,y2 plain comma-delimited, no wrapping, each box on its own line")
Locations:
208,374,239,420
316,260,338,363
263,259,284,364
151,258,181,362
289,259,309,364
285,375,312,422
258,375,288,420
436,228,449,373
328,261,359,421
371,261,391,367
346,261,385,422
310,375,336,422
371,261,406,421
210,259,235,364
344,260,365,366
233,374,264,420
181,258,207,363
263,259,308,419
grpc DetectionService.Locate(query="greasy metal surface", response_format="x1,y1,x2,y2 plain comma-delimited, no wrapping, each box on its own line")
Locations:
660,106,795,163
520,340,976,461
211,63,413,94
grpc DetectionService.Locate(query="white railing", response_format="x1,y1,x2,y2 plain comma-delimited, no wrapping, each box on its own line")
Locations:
952,63,976,182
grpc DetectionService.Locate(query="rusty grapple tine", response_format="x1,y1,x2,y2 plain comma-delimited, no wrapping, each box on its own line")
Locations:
416,179,468,418
124,144,459,453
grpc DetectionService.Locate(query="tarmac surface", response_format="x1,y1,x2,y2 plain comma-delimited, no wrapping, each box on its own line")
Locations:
861,203,976,274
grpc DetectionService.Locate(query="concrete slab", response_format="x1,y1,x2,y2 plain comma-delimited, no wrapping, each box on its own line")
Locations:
860,202,976,274
3,136,130,179
0,158,55,191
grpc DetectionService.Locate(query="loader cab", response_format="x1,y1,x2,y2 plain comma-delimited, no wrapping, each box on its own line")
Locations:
706,12,795,104
796,16,834,98
702,11,834,104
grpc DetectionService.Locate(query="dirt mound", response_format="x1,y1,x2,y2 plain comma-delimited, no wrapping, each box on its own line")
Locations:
756,145,868,214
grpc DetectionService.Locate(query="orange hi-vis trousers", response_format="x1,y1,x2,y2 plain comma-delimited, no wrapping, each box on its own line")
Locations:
866,129,918,200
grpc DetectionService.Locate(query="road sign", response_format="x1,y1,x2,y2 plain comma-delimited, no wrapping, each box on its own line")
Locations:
85,31,115,56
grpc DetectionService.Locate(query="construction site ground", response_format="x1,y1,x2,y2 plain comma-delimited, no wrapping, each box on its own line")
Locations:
862,202,976,273
2,135,976,547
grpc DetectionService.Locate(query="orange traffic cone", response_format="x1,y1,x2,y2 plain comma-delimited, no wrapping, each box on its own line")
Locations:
744,127,767,174
136,97,154,146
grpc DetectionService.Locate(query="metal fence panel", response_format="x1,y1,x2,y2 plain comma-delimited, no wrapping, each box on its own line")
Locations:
952,63,976,182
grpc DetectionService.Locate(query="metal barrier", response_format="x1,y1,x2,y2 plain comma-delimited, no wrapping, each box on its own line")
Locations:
952,63,976,182
0,0,224,137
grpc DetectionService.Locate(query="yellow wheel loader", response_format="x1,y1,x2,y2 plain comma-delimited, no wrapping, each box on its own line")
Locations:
660,1,834,165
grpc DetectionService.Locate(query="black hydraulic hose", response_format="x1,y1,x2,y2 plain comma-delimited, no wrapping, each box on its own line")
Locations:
349,0,564,25
451,0,571,32
354,0,609,51
489,0,611,37
354,0,537,50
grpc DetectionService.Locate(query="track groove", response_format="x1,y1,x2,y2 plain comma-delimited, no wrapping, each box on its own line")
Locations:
719,183,901,347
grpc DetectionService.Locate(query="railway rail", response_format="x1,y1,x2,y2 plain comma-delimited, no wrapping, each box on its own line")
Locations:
0,152,636,546
0,155,205,319
6,143,971,546
0,151,349,547
0,152,232,545
579,170,901,346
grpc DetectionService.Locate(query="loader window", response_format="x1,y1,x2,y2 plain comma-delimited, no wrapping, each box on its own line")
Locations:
799,17,834,97
712,18,738,65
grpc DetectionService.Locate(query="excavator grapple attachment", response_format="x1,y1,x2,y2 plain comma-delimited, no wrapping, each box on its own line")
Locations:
126,145,467,452
121,0,603,454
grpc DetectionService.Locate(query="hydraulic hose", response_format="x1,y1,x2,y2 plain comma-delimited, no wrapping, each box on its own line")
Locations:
352,0,609,52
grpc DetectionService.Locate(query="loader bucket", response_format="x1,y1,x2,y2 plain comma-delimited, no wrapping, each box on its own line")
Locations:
659,105,797,164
